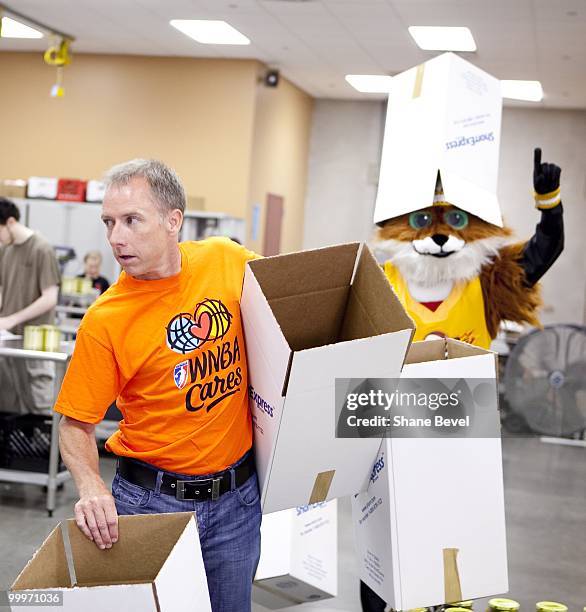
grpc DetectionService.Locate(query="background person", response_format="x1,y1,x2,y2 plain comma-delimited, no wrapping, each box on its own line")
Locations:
0,197,60,413
78,250,110,294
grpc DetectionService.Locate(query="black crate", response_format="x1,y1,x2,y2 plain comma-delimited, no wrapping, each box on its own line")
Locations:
0,413,65,473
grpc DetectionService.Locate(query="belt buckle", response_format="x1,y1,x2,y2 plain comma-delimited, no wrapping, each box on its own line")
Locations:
211,477,221,501
176,477,222,501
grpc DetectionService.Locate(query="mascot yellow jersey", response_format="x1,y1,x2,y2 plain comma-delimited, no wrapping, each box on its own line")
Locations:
384,261,492,349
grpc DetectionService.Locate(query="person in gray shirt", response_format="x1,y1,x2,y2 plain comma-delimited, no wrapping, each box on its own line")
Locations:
0,197,61,413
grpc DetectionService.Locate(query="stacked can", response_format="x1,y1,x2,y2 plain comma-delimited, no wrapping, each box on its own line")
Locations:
60,277,78,294
61,276,93,295
23,325,61,351
535,603,567,612
78,277,93,294
487,600,520,611
23,326,45,351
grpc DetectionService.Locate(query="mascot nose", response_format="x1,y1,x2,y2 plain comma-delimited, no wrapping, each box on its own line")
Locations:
431,234,449,247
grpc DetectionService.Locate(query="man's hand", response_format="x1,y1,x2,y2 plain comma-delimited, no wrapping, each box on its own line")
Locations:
59,415,119,550
533,147,562,209
0,315,17,332
74,483,119,549
0,286,58,332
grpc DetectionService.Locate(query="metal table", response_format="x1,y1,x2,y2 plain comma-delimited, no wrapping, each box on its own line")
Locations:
0,338,74,516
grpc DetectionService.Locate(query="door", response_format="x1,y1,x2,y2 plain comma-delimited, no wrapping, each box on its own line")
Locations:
262,194,284,256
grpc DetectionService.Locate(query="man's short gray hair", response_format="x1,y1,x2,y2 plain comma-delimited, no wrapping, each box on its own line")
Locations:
104,159,186,215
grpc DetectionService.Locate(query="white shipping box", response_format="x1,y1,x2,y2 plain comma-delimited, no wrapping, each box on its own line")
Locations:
27,177,59,200
253,500,338,609
352,339,508,610
241,242,414,513
374,52,503,226
86,180,106,202
10,512,211,612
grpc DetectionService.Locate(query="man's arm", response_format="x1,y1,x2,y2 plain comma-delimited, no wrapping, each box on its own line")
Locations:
59,416,118,549
0,284,58,331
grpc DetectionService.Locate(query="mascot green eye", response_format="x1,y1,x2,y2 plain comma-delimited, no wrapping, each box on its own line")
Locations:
444,209,469,229
409,211,433,230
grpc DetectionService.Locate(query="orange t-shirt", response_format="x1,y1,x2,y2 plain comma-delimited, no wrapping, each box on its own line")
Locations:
55,237,259,475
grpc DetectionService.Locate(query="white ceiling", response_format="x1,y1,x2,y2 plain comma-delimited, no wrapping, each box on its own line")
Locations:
1,0,586,108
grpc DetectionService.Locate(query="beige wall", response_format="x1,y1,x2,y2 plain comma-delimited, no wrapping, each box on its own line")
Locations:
0,53,260,217
0,52,313,250
246,68,313,254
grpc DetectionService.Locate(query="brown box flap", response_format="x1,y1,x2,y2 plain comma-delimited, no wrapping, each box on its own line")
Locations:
270,286,350,351
446,338,492,359
248,243,359,300
11,525,71,590
69,512,193,586
405,338,493,365
405,339,448,364
338,245,415,342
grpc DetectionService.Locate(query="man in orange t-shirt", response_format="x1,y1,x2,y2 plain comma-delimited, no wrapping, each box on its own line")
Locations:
55,159,260,612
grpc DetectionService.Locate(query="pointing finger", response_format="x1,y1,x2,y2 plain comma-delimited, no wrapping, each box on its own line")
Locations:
534,147,542,172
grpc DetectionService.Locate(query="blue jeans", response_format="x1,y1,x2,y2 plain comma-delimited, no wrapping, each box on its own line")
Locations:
112,452,262,612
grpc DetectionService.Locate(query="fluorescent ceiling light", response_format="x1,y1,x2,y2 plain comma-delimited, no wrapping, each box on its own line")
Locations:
345,74,393,93
501,80,543,102
170,19,250,45
408,26,476,52
1,16,43,39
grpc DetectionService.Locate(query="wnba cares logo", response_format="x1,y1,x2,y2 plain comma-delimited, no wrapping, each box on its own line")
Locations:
166,298,232,355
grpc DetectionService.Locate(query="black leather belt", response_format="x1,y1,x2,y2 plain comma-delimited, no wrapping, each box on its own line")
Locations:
117,451,255,502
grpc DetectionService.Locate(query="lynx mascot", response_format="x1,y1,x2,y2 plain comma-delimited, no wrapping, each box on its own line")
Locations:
375,148,564,349
361,148,564,612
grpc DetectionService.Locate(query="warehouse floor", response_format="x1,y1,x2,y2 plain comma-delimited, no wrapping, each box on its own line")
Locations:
0,437,584,611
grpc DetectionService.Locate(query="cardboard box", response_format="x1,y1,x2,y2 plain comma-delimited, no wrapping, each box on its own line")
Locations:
10,512,211,612
253,500,337,609
352,339,508,610
86,180,106,202
27,177,58,200
374,52,503,227
241,242,414,513
0,179,27,199
57,179,87,202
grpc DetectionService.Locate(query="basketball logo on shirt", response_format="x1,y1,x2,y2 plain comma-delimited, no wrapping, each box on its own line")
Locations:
167,298,243,413
174,360,189,390
166,298,232,355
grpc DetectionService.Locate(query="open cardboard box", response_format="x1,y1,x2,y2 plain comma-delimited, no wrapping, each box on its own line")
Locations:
253,499,337,609
10,512,211,612
374,52,503,227
352,338,508,610
241,242,414,514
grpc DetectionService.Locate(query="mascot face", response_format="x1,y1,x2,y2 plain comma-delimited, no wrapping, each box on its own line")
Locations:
377,205,511,286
